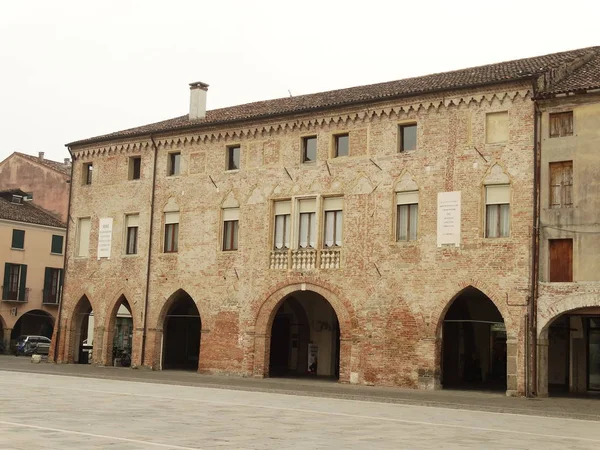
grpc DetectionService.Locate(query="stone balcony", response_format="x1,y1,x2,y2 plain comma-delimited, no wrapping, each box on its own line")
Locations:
270,248,341,270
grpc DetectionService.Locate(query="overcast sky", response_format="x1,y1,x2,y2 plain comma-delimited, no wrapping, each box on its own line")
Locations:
1,1,597,163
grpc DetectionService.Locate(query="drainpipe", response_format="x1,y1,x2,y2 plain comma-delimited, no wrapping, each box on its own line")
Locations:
529,79,541,396
53,146,74,362
140,135,159,367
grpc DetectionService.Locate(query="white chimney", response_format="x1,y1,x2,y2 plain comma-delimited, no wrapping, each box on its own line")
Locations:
64,158,71,165
38,151,45,160
189,81,209,120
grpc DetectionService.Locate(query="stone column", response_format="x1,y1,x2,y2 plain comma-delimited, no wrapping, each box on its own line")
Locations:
506,336,519,396
417,337,441,390
3,328,12,354
537,333,549,397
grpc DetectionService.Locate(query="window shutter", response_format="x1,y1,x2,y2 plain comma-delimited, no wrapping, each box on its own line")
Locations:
274,201,291,216
43,267,52,301
58,269,64,301
323,197,343,211
486,185,510,204
396,191,418,205
2,263,10,300
51,235,64,254
18,265,27,301
126,214,139,227
12,230,25,249
298,199,316,213
222,208,239,221
164,211,179,225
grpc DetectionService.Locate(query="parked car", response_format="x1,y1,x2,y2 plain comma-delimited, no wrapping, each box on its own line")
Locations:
14,335,51,356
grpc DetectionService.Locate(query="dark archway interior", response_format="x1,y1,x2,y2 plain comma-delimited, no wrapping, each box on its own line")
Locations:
163,293,201,370
111,299,133,367
11,310,54,341
442,287,506,390
269,292,340,379
75,299,93,364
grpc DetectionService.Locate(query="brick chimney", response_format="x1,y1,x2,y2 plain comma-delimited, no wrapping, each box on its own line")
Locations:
64,158,71,165
38,151,45,160
189,81,209,120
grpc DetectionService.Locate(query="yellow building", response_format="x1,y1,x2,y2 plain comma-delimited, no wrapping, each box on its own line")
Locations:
0,189,66,353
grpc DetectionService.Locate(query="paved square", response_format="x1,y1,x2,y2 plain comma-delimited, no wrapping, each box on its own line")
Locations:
0,371,599,449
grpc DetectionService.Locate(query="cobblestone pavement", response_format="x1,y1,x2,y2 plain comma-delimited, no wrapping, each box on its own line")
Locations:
1,366,600,449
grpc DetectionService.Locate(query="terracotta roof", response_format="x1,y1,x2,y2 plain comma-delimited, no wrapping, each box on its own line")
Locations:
539,54,600,95
14,152,71,175
68,46,600,147
0,189,66,228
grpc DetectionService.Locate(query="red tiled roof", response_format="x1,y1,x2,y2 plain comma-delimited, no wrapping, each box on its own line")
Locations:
0,190,66,228
67,46,600,147
539,54,600,96
14,152,71,175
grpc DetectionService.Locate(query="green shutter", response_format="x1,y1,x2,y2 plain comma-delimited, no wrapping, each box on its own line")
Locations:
51,235,64,254
58,269,64,302
18,264,27,301
12,230,25,249
43,267,52,302
2,263,10,300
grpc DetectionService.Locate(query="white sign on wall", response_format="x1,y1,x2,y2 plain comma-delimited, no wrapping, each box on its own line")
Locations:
437,191,461,247
97,217,113,259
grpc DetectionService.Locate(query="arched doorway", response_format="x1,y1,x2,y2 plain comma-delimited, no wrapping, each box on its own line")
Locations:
543,307,600,395
105,296,133,367
269,291,340,379
441,287,506,390
162,291,201,370
70,296,93,364
10,310,54,341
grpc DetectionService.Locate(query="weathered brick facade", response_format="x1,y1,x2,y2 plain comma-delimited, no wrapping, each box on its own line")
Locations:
52,77,539,395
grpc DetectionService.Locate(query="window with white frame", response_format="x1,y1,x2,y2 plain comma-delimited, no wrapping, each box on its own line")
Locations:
485,185,510,238
396,191,418,241
164,211,179,252
222,207,239,251
323,197,343,248
125,214,139,255
298,198,316,249
273,201,291,250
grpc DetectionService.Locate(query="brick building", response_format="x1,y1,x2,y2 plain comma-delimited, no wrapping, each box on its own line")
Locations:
0,152,71,222
0,189,66,352
52,46,600,396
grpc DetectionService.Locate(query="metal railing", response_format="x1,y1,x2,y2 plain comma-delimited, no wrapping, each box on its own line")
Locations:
1,286,29,302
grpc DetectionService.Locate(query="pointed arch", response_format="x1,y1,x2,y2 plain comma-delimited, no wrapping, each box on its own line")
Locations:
67,294,94,364
101,292,137,366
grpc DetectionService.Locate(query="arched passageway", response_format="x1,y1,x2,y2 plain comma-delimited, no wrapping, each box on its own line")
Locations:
70,296,93,364
269,291,340,379
162,292,201,370
105,296,133,367
441,287,506,390
543,307,600,395
10,310,54,341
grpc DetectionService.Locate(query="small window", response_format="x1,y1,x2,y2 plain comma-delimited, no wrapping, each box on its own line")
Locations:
77,218,91,257
227,145,241,171
549,161,573,208
222,208,239,251
298,198,316,249
396,191,418,241
549,112,573,138
51,235,64,254
485,185,510,238
273,201,291,250
43,267,63,304
302,136,317,163
164,212,179,252
334,134,349,158
83,163,93,185
129,156,141,180
125,214,139,255
2,263,27,301
11,229,25,249
168,152,181,176
323,197,343,248
486,111,508,144
549,239,573,282
399,124,417,152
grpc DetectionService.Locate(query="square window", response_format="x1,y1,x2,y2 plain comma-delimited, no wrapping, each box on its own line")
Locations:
129,156,141,180
83,163,93,185
549,111,573,138
51,235,63,254
302,136,317,163
486,111,508,144
227,145,241,171
168,153,181,176
334,134,349,158
399,124,417,152
11,229,25,249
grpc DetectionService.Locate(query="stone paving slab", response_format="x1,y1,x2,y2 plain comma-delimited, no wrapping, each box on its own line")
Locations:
1,370,600,449
1,355,599,422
